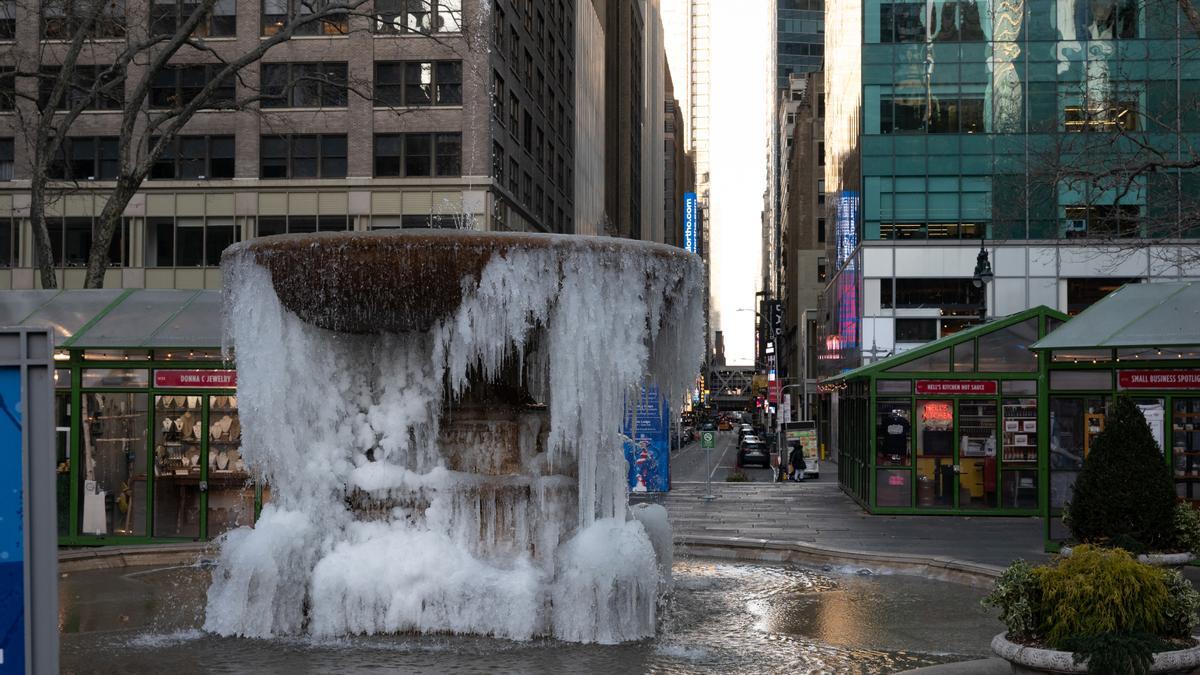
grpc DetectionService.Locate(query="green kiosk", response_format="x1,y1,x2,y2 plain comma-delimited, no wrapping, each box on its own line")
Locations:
1030,281,1200,543
821,306,1068,516
0,289,263,547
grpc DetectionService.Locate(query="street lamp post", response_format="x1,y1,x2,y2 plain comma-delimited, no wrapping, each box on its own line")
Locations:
971,239,994,322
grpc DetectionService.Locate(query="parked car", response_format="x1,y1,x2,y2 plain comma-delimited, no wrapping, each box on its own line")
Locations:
737,424,754,442
699,420,717,432
736,438,770,468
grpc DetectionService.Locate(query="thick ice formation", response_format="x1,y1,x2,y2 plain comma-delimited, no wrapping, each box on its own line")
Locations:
205,233,704,643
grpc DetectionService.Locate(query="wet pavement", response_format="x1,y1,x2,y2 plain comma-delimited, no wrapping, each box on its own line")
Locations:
58,558,1002,674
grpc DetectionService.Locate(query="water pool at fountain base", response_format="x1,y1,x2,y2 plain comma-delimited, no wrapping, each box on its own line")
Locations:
59,558,1002,674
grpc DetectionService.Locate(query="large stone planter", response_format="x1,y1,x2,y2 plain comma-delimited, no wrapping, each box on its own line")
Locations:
1059,545,1196,567
991,633,1200,674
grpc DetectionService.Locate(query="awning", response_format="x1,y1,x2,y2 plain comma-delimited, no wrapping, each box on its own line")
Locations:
0,289,222,349
1031,282,1200,350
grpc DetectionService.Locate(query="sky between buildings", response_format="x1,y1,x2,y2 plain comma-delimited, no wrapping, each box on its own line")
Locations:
706,1,768,366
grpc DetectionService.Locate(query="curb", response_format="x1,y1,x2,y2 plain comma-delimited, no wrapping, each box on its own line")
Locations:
674,534,1005,587
59,542,215,573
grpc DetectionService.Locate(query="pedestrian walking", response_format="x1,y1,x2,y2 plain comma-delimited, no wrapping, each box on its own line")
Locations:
788,443,807,482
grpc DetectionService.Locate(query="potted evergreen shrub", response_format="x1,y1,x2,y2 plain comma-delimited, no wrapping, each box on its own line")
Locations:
985,546,1200,674
1062,397,1195,565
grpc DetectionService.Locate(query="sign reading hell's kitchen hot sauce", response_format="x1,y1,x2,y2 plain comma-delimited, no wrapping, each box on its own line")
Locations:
915,380,998,395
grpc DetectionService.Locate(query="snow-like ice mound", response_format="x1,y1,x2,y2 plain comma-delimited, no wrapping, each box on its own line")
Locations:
204,231,704,643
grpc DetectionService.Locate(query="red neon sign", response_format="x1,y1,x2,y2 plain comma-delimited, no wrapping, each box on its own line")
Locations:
921,401,954,423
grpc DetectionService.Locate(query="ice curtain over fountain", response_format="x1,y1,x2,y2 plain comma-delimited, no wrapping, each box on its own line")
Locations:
204,230,704,644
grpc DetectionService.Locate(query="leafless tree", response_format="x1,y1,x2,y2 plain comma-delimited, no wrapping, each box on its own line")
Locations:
4,0,473,288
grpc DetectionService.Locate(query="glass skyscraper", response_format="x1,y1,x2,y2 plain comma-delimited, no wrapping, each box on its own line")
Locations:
820,0,1200,377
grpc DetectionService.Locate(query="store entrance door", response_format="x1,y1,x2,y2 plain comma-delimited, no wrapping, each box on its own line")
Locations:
956,398,998,509
916,399,955,508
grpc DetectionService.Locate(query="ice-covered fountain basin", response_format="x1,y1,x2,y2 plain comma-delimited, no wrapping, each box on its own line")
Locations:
227,229,696,334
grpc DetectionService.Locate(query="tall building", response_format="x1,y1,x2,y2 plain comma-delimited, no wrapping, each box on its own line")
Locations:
0,0,609,289
781,71,825,419
663,64,694,248
819,0,1200,377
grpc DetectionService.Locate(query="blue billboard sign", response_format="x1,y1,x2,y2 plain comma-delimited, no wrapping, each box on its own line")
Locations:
682,192,698,254
835,190,860,269
0,367,24,672
623,385,670,492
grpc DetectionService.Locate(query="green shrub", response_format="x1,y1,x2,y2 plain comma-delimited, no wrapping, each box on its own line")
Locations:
1173,501,1200,557
1060,632,1171,675
1161,568,1200,638
1035,545,1169,648
1065,397,1177,551
982,559,1041,641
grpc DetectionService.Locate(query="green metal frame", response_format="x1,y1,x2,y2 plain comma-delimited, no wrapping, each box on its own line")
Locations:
822,306,1069,517
56,348,262,547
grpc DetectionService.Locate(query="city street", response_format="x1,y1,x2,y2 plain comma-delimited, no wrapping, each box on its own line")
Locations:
671,429,827,484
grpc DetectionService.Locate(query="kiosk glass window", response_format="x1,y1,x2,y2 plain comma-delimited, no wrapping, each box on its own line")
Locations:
958,399,997,509
80,393,148,537
153,394,202,538
916,399,955,507
207,394,251,537
876,399,912,466
1049,396,1108,509
1002,397,1039,508
953,340,975,372
1173,399,1200,503
977,318,1038,371
891,347,950,373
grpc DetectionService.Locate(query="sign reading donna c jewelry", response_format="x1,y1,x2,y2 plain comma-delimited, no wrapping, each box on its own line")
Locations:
154,369,237,388
915,380,998,395
1118,369,1200,390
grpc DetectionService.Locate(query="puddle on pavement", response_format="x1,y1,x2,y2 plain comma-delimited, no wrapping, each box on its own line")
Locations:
59,558,1001,674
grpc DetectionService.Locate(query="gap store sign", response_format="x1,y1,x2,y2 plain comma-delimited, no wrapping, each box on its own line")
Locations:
683,192,698,254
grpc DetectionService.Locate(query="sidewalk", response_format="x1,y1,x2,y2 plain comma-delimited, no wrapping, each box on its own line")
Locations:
641,475,1048,574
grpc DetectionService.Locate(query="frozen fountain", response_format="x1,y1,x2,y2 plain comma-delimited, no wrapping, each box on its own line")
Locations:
204,230,704,644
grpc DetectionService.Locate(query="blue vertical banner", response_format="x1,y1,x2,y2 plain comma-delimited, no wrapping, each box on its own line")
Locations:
682,192,698,254
0,367,24,672
623,385,670,492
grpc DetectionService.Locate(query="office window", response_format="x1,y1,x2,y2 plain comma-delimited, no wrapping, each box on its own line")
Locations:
817,217,826,242
145,216,238,267
817,256,827,282
0,68,11,110
373,132,462,177
375,61,461,107
47,137,119,181
149,135,234,180
150,65,235,110
151,0,235,37
262,62,346,108
880,278,983,310
255,215,346,237
0,0,13,39
492,72,505,121
45,217,126,267
39,66,124,111
374,0,461,33
523,111,532,153
895,318,938,342
493,142,505,183
507,157,518,191
0,138,11,181
0,217,12,266
43,0,125,38
259,134,346,178
509,94,520,135
262,0,346,35
493,5,505,50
